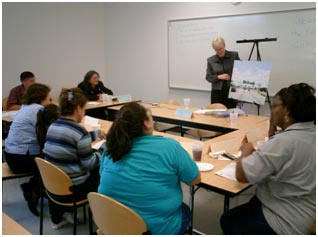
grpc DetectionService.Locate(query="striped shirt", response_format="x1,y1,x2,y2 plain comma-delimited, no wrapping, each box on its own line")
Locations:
43,118,100,185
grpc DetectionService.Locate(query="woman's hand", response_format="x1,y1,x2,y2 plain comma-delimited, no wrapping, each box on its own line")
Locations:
100,130,107,140
240,142,255,157
241,135,248,146
268,114,277,137
218,73,231,80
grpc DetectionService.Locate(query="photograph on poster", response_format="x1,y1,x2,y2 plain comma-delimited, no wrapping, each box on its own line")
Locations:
229,61,272,105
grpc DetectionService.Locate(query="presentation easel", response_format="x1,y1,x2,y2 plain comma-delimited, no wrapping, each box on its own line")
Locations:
236,38,276,115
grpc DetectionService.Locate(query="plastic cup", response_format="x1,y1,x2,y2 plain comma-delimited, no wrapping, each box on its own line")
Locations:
183,98,191,108
229,112,238,124
192,142,203,161
102,94,112,103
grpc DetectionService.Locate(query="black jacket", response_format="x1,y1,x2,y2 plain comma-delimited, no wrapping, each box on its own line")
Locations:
206,50,240,91
78,81,113,101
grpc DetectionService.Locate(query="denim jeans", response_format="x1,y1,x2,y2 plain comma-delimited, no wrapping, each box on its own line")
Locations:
220,196,277,235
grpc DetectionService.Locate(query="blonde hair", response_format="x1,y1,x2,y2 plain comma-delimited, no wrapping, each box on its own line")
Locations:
212,37,226,50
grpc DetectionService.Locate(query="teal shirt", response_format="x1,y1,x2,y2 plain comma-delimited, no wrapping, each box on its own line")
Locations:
98,135,199,235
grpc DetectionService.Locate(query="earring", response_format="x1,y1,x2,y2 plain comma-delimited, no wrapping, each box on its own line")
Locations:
284,115,289,123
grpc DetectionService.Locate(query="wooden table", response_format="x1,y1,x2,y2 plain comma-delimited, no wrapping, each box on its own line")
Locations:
85,99,141,110
2,213,31,235
107,103,268,133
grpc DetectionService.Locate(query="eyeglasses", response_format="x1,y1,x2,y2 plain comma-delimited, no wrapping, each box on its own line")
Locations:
271,103,284,109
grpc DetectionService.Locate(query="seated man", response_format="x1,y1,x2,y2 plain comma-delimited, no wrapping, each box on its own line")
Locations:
6,71,36,111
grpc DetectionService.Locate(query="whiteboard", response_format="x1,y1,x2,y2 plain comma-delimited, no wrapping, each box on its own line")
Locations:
168,8,316,95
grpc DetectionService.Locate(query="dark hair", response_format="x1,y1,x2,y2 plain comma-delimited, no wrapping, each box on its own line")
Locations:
59,88,87,116
22,83,50,105
106,102,149,162
20,71,35,82
83,70,100,83
36,104,61,151
276,82,315,122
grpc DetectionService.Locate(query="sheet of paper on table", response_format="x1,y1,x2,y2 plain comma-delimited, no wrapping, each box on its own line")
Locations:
214,162,237,181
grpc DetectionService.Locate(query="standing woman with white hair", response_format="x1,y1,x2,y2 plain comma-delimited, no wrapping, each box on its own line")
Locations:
205,37,240,108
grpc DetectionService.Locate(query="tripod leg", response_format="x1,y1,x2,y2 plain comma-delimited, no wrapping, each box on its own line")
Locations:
248,42,256,60
256,42,262,61
266,90,271,109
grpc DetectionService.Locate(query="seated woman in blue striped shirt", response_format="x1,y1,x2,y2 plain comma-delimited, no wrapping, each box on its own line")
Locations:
43,88,102,229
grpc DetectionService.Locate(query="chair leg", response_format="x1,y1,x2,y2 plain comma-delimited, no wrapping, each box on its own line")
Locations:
73,205,77,235
88,206,93,234
40,191,44,235
83,205,87,221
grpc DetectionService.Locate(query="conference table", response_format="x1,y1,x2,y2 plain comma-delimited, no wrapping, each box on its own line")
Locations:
107,103,268,134
85,98,141,110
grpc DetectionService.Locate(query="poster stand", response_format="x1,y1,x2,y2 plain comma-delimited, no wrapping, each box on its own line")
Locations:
236,38,276,115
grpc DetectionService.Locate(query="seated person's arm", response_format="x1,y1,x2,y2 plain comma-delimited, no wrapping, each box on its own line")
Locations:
99,81,113,96
187,172,201,186
175,143,201,186
6,90,21,111
7,104,21,111
236,142,255,182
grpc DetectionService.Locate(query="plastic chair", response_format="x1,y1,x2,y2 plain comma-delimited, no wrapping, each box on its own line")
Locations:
185,103,227,140
35,158,92,235
154,100,181,133
87,192,150,235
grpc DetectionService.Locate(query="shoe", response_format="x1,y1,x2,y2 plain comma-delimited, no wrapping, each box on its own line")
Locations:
51,218,69,230
20,183,40,216
20,183,31,201
63,212,74,224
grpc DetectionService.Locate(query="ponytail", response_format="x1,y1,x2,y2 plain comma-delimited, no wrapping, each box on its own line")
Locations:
36,104,61,151
106,102,148,162
106,118,131,162
36,109,46,151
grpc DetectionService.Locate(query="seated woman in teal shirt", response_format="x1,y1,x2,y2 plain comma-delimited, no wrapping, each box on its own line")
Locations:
98,102,201,235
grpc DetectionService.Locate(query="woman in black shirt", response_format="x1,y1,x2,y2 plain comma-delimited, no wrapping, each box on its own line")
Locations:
78,70,113,101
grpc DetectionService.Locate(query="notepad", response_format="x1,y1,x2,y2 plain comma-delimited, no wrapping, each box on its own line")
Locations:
214,163,237,181
84,116,100,127
92,139,106,150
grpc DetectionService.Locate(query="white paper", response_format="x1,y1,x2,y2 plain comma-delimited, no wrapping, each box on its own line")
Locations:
2,110,19,117
218,155,232,161
92,140,105,150
194,109,227,115
87,102,100,105
84,116,100,126
214,163,237,181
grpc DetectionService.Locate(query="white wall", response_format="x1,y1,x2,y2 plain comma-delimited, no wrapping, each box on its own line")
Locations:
103,2,315,116
3,2,315,115
2,2,106,100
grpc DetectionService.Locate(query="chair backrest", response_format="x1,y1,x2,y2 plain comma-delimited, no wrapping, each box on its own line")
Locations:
35,158,73,196
161,99,180,106
87,192,148,235
205,103,227,110
2,96,8,111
